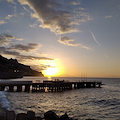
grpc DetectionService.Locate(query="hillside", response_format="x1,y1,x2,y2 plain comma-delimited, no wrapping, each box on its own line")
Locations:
0,55,44,79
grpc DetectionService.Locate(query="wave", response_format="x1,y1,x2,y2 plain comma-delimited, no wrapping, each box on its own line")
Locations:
0,91,12,110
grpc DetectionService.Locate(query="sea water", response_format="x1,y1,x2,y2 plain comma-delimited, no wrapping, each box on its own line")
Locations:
0,77,120,120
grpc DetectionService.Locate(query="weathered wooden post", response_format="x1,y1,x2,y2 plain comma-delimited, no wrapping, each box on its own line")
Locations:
74,83,77,89
25,85,30,92
9,86,14,92
17,85,22,92
92,82,96,88
1,86,5,91
98,82,101,88
86,82,91,88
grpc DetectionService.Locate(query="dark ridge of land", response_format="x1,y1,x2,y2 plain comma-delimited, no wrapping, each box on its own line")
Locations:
0,55,44,79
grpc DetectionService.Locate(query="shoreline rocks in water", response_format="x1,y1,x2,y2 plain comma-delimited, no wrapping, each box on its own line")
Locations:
0,110,96,120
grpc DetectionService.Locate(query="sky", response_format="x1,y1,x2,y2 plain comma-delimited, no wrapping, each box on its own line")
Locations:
0,0,120,78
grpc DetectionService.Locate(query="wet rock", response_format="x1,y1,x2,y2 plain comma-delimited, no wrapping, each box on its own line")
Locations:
27,110,35,120
35,116,42,120
0,114,6,120
6,110,16,120
16,113,27,120
44,111,59,120
59,113,70,120
85,119,96,120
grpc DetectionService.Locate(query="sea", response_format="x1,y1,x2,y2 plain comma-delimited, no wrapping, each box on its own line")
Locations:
0,77,120,120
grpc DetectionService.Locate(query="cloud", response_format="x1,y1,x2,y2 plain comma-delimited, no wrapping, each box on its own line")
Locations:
31,64,55,72
71,1,80,5
0,37,9,46
0,34,23,46
0,20,6,25
7,0,16,4
105,16,112,19
89,30,101,47
5,14,15,19
0,46,53,61
18,0,91,35
58,36,80,47
9,43,40,52
0,46,20,56
0,33,53,61
30,23,37,28
16,55,53,61
0,47,53,61
58,36,90,49
1,34,23,41
89,30,109,58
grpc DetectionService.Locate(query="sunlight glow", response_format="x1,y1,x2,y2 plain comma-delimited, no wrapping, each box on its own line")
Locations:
44,67,58,76
42,58,64,77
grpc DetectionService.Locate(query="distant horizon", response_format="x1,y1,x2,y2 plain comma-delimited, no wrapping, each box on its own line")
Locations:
23,76,120,79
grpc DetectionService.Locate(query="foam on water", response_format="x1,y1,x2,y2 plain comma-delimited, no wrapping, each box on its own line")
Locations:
0,91,12,110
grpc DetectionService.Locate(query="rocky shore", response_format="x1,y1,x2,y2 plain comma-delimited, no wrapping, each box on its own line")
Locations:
0,55,44,79
0,110,95,120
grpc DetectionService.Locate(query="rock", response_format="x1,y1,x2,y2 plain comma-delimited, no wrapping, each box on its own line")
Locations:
6,110,16,120
16,113,27,120
85,119,96,120
0,113,6,120
59,113,70,120
44,111,59,120
27,111,35,120
35,116,42,120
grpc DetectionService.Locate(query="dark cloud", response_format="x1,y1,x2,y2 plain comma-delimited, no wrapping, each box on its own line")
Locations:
0,37,9,46
0,46,20,56
2,34,23,41
0,33,53,61
0,34,23,46
0,46,7,52
0,46,53,61
18,0,91,34
16,55,53,61
9,43,40,52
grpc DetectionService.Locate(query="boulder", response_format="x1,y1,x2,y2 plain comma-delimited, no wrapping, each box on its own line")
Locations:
27,111,35,120
0,113,6,120
85,119,96,120
44,111,59,120
16,113,27,120
35,116,42,120
6,110,16,120
59,113,69,120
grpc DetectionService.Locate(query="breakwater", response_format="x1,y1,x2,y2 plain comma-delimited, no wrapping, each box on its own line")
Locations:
0,110,71,120
0,110,96,120
0,80,102,92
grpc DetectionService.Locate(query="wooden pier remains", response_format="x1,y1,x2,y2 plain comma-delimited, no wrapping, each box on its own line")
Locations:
0,80,102,92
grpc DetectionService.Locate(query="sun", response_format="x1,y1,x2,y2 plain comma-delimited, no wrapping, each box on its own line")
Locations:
41,58,64,77
44,67,58,77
